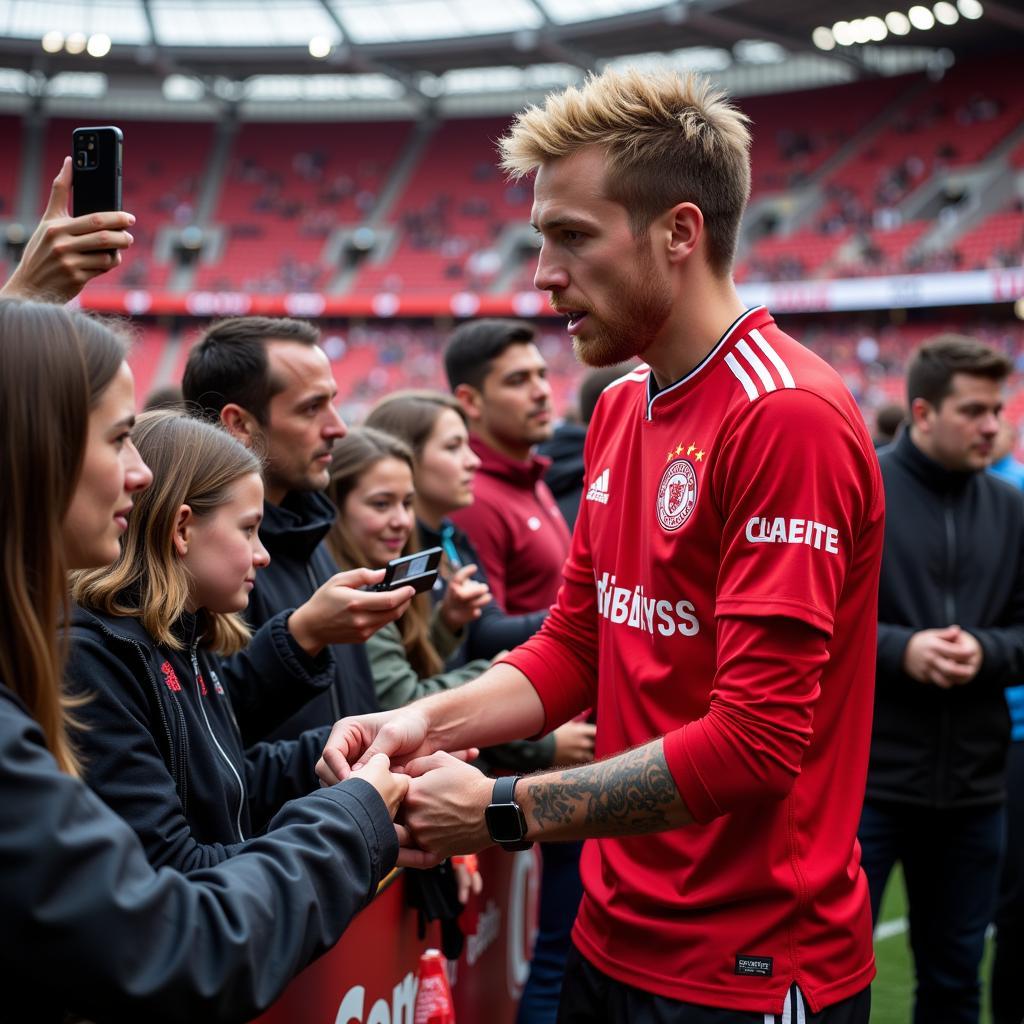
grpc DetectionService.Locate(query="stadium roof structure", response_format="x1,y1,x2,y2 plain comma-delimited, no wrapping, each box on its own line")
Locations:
0,0,1020,116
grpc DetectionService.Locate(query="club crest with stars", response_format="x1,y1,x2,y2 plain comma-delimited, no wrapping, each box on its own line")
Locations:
657,442,704,532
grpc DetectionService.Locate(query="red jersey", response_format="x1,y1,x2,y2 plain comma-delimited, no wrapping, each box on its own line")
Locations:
503,307,884,1014
451,437,570,614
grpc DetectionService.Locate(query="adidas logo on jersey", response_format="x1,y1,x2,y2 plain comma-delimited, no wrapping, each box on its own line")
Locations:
586,468,611,504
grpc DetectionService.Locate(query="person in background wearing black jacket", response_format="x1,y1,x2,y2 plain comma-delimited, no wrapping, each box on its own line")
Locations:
537,362,638,531
0,299,405,1023
861,334,1024,1024
68,410,351,871
182,317,414,741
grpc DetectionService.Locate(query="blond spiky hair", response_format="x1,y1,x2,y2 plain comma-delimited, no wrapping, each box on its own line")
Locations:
499,66,752,275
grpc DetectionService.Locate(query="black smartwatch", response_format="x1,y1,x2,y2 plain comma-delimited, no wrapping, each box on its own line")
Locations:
485,775,534,851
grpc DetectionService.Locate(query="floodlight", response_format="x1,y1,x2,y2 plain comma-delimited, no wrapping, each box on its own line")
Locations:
65,32,87,54
41,31,64,54
957,0,983,18
812,26,836,49
885,11,912,33
308,36,331,59
832,20,855,45
87,34,112,58
864,16,888,40
908,5,936,28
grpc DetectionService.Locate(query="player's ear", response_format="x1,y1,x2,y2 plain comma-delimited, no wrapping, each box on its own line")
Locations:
454,384,483,424
665,202,703,266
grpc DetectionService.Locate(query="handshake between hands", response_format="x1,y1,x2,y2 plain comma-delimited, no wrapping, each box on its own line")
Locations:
316,707,495,870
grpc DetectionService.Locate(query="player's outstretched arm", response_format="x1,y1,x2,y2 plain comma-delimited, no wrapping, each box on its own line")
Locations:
316,661,546,784
394,738,693,868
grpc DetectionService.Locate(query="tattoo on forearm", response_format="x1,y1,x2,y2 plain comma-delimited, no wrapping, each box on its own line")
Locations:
527,742,679,837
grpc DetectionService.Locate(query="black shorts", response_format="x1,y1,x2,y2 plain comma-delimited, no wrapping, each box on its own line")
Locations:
556,944,870,1024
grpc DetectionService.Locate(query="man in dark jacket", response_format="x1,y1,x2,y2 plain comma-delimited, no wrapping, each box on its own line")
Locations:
863,334,1024,1024
182,317,413,740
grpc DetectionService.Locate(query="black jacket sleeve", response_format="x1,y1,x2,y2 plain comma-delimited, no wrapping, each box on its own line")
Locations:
877,622,915,681
465,599,548,662
966,538,1024,688
219,610,334,746
244,726,332,834
0,688,396,1024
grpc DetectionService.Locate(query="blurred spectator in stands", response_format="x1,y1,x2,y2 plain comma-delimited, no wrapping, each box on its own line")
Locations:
182,317,414,742
0,158,134,304
873,401,906,448
538,362,639,531
986,415,1024,1024
444,317,588,1024
862,335,1024,1024
143,384,184,412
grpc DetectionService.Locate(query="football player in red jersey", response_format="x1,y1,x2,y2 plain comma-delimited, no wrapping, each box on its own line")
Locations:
318,66,884,1024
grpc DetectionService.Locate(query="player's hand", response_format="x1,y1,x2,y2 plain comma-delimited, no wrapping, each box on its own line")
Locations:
349,752,409,819
552,720,597,765
0,158,135,304
317,706,433,785
439,564,491,633
288,567,415,654
903,626,982,688
394,752,494,868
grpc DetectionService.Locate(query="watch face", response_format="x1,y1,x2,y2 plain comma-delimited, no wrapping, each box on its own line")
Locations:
485,803,526,844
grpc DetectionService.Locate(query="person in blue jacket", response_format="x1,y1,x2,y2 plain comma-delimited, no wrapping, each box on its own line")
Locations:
0,298,406,1023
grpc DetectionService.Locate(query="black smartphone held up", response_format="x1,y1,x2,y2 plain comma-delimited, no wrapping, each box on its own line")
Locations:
72,126,123,217
369,547,442,595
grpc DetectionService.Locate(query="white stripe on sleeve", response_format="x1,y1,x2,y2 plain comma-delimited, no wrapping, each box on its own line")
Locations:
736,338,777,392
725,351,759,402
750,327,796,389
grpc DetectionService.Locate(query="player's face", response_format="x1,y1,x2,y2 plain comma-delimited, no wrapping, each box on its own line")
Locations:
914,372,1003,472
532,146,673,368
342,457,415,569
261,341,347,503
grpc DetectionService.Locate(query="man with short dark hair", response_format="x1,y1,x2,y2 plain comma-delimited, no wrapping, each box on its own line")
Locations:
862,334,1024,1024
183,317,413,740
445,318,570,617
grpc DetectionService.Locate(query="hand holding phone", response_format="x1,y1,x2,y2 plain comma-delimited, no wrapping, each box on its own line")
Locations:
365,547,443,595
0,155,134,304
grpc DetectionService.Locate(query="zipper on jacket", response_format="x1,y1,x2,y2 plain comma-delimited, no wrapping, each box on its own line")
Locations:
189,642,247,843
943,496,957,624
307,563,342,721
935,494,958,804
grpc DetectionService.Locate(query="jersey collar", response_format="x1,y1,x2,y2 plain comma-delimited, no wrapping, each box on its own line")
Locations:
645,306,771,420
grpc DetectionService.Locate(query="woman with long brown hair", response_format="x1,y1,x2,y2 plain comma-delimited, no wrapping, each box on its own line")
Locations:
325,426,492,706
68,409,350,871
325,426,569,775
0,299,405,1022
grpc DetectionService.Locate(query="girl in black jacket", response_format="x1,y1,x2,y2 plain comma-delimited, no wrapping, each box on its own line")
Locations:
0,299,404,1023
68,409,358,871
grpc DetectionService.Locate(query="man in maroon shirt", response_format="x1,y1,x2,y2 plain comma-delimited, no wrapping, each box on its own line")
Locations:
445,319,570,616
318,67,881,1024
445,318,592,1024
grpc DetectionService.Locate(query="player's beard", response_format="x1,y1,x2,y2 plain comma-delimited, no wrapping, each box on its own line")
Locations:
572,247,673,368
